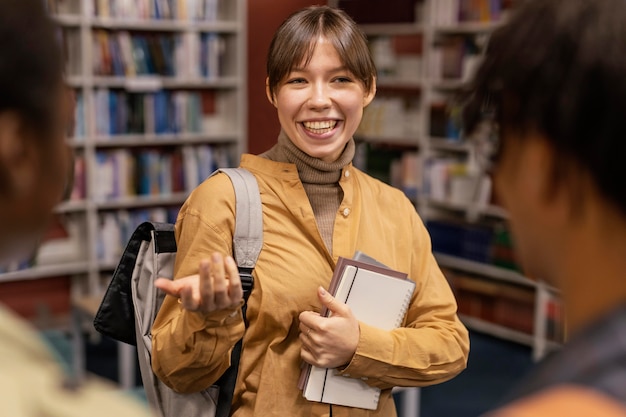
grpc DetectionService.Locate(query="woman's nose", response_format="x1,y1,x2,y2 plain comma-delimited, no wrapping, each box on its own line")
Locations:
307,83,332,110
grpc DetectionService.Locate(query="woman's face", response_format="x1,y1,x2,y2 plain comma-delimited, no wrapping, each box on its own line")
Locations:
267,37,375,163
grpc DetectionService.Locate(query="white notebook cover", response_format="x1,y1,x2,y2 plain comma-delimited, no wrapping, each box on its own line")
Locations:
301,260,415,409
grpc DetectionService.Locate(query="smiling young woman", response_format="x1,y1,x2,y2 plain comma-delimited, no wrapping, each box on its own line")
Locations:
151,6,469,417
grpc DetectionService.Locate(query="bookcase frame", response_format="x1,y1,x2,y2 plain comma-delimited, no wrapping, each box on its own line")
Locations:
329,0,562,362
0,0,247,333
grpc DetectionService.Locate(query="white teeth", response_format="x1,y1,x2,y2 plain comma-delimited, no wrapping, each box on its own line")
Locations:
303,120,337,132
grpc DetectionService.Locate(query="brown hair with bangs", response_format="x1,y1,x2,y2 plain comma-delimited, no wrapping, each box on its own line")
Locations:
266,5,376,99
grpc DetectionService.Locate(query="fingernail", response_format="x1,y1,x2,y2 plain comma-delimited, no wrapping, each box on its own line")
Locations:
212,252,221,262
319,287,327,296
226,256,235,264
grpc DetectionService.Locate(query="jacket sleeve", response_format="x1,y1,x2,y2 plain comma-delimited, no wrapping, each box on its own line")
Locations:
151,174,246,393
338,207,470,389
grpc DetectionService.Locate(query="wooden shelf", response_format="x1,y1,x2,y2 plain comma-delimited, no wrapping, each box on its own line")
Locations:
0,262,90,284
94,193,188,210
356,135,420,147
460,314,534,346
89,17,239,33
93,132,239,147
55,200,90,214
435,253,533,288
427,198,509,219
360,22,424,35
52,13,82,26
434,21,503,35
429,137,471,152
92,75,240,90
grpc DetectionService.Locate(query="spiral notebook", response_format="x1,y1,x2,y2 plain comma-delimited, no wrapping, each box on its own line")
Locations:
299,254,416,410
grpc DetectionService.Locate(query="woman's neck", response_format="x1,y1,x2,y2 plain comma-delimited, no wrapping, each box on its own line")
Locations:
260,130,354,185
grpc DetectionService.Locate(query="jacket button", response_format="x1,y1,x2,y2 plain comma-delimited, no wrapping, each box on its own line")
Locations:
342,208,351,217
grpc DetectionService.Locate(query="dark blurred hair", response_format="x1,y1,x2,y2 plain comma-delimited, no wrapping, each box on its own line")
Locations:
0,0,63,134
266,5,376,99
464,0,626,215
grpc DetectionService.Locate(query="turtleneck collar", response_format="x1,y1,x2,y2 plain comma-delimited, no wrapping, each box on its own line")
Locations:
260,130,355,185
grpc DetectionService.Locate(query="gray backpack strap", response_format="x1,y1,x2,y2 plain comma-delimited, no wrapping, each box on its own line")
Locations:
210,167,262,417
212,168,263,271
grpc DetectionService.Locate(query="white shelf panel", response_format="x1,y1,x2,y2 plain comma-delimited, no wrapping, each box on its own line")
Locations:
429,137,471,152
53,14,83,26
66,75,86,87
361,22,424,35
92,76,240,90
0,262,90,283
93,132,239,147
430,79,468,90
97,261,119,271
427,198,508,219
89,17,239,32
377,78,423,89
435,252,534,288
459,314,534,347
55,200,90,213
94,193,188,210
356,135,419,147
434,21,503,35
67,138,87,148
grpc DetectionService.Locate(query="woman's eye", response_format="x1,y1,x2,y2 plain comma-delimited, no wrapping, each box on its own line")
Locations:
287,78,306,84
334,77,352,83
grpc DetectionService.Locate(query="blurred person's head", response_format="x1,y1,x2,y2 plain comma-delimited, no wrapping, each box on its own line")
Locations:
464,0,626,287
0,0,71,263
265,6,376,162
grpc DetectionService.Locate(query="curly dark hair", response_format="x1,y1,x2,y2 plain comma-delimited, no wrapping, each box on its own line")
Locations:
464,0,626,215
0,0,63,134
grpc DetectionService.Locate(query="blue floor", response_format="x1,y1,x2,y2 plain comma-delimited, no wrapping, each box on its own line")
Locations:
78,329,536,417
419,331,535,417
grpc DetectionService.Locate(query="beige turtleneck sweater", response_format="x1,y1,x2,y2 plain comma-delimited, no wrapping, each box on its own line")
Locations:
260,130,355,253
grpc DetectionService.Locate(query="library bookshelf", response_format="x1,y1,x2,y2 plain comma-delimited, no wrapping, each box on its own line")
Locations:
0,0,247,347
330,0,564,360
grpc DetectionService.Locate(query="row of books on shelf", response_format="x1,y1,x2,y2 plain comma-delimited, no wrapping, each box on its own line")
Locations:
430,97,464,140
444,267,565,342
98,207,179,263
93,89,216,136
355,144,494,207
0,215,86,275
91,30,225,78
47,0,225,21
428,219,520,270
357,96,421,140
92,144,231,201
0,205,183,274
369,35,423,81
92,0,224,21
353,143,420,202
429,36,483,82
422,157,491,206
430,0,508,26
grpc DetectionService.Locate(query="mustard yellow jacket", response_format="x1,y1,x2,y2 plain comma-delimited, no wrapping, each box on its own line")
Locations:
152,154,469,417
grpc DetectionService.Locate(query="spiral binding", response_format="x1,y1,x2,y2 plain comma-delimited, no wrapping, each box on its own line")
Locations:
395,290,413,327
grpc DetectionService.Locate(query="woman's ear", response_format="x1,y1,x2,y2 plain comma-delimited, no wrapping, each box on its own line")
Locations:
265,77,277,107
363,77,377,107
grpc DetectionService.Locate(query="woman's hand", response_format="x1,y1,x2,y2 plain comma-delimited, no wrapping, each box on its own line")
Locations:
298,286,360,369
154,252,243,314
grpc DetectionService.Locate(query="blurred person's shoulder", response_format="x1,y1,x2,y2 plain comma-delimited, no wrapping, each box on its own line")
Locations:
0,304,153,417
485,385,626,417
